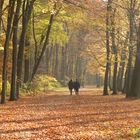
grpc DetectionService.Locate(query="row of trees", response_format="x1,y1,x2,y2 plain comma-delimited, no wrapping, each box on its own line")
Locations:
103,0,140,97
1,0,38,103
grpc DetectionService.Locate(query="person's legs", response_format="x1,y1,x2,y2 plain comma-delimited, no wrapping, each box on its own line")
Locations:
74,89,76,95
69,89,72,95
75,88,78,95
75,88,79,95
76,89,79,95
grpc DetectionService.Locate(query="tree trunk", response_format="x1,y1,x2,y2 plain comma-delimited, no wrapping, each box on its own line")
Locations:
117,33,128,92
117,62,125,92
45,47,50,74
126,0,135,97
47,46,53,75
103,0,111,95
110,8,118,95
24,22,31,83
10,0,22,101
17,0,35,98
24,57,30,83
129,22,140,98
112,54,118,95
108,64,112,91
1,0,15,104
96,74,101,88
61,47,65,79
54,45,59,79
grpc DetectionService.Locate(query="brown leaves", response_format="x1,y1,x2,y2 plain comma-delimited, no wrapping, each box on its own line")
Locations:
0,89,140,139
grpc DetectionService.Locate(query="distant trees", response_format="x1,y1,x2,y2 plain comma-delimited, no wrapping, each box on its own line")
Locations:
30,8,55,81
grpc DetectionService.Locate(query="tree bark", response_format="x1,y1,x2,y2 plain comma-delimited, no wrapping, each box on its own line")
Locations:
16,0,35,98
111,9,118,95
1,0,16,104
117,33,128,92
24,21,31,83
129,22,140,98
60,47,65,82
10,0,22,101
46,46,53,74
126,0,135,97
103,0,111,96
54,45,59,79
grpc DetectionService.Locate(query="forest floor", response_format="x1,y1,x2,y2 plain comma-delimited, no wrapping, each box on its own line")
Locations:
0,88,140,140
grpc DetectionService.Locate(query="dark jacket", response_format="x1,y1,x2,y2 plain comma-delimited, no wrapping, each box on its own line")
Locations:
68,80,73,89
73,81,80,90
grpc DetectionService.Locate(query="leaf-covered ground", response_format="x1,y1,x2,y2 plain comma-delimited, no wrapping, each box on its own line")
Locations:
0,89,140,140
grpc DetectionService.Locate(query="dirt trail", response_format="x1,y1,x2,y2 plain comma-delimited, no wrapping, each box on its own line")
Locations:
0,89,140,140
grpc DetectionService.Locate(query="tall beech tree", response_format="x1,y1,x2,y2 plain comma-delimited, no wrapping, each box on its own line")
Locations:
1,0,16,104
103,0,112,96
117,32,128,92
16,0,35,98
130,21,140,98
10,0,22,101
126,0,136,97
24,21,31,83
111,8,118,95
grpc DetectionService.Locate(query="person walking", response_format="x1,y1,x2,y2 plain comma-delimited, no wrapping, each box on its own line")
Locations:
68,79,73,95
73,79,80,95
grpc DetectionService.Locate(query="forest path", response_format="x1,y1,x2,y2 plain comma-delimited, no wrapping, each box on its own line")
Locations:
0,89,140,140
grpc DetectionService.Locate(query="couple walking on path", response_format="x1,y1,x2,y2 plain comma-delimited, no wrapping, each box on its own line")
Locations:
68,79,80,95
